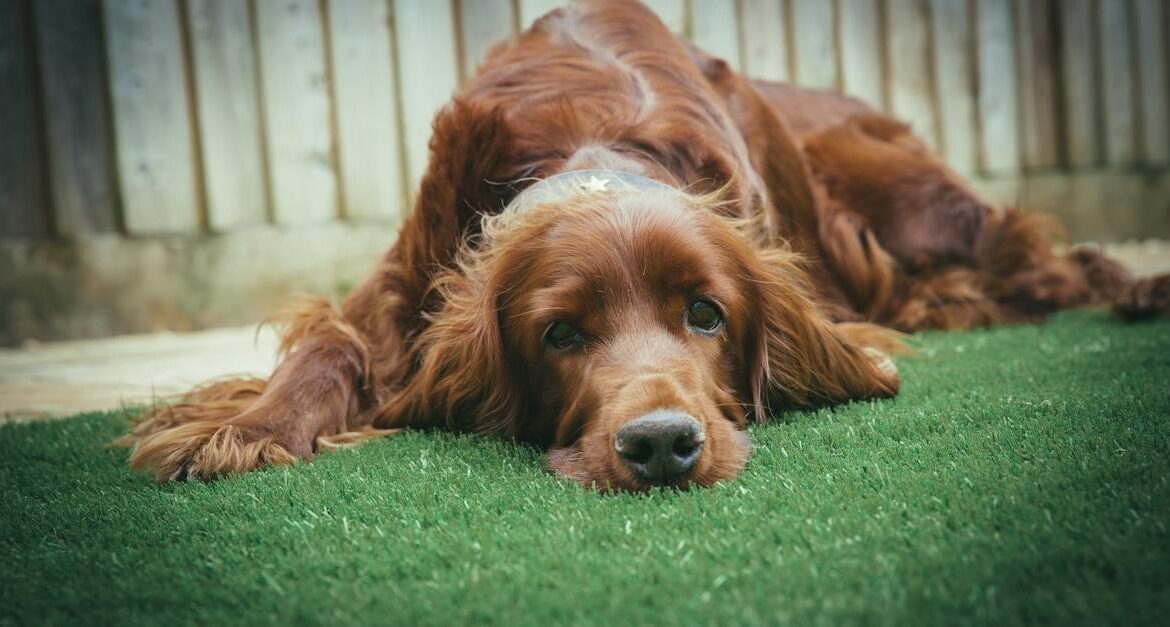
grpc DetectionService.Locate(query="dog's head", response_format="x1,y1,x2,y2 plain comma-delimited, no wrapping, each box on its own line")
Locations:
382,173,898,491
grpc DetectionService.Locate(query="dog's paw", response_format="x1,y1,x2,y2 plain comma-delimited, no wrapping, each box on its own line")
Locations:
128,420,298,482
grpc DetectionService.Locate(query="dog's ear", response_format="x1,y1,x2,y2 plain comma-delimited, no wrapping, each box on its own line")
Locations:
740,246,901,420
370,100,516,332
374,258,523,435
417,99,517,234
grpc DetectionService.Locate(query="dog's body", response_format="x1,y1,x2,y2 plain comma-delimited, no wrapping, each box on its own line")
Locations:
124,1,1168,490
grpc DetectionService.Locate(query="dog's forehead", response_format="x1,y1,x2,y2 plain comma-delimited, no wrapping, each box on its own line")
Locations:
522,197,735,307
543,195,698,257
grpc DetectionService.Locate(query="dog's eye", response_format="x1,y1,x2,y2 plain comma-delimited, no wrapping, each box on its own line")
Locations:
687,299,723,332
545,321,584,350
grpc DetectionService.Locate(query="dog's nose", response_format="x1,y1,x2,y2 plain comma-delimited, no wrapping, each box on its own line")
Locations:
614,410,704,484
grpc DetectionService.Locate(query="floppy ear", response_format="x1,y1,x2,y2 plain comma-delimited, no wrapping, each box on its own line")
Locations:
354,99,518,345
743,246,901,420
372,262,523,436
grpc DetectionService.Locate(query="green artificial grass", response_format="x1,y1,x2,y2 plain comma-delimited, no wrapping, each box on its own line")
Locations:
3,310,1169,625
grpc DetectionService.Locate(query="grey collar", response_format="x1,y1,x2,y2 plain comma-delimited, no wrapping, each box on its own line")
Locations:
505,169,681,215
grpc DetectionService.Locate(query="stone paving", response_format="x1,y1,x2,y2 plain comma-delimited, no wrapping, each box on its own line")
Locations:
2,241,1168,421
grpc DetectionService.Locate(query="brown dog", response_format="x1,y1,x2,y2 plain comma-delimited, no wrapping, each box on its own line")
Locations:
122,0,1168,491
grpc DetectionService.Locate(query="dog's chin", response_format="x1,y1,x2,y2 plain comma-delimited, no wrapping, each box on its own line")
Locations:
546,430,752,493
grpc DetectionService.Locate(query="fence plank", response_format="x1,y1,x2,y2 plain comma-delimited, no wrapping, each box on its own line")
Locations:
393,0,460,196
103,0,200,234
255,0,337,225
518,0,563,28
643,0,686,33
929,0,977,173
886,0,938,149
976,0,1020,173
690,0,741,70
740,0,789,81
791,0,836,88
328,0,405,222
459,0,516,78
32,0,119,236
1014,0,1060,170
1135,0,1169,163
1059,0,1101,167
1098,0,1138,165
0,0,50,238
187,0,267,230
837,0,884,108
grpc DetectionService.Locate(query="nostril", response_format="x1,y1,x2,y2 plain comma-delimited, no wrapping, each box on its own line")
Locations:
619,439,653,465
672,435,699,458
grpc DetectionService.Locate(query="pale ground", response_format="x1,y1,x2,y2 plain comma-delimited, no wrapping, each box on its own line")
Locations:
2,241,1168,422
0,325,279,422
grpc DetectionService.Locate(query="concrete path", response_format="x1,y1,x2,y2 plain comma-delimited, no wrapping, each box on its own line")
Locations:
0,325,278,422
1098,240,1170,277
2,241,1168,422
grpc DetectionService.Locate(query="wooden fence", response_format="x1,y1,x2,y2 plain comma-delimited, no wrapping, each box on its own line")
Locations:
2,0,1169,243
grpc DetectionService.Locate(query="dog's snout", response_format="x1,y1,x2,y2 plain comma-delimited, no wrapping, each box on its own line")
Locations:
613,410,704,484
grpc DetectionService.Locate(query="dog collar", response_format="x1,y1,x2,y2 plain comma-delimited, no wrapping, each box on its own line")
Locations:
506,169,680,215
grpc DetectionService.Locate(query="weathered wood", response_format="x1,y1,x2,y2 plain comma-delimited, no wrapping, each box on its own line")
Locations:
394,0,460,196
1059,0,1101,167
1026,172,1146,241
103,0,201,235
186,0,267,230
1014,0,1060,170
886,0,938,148
1097,0,1138,165
928,0,977,173
971,171,1157,241
0,0,51,239
1135,0,1169,163
0,222,398,345
791,0,836,88
328,0,405,222
254,0,337,225
690,0,741,70
32,0,119,236
643,0,686,33
837,0,884,108
459,0,516,78
740,0,789,81
518,0,563,29
975,0,1020,173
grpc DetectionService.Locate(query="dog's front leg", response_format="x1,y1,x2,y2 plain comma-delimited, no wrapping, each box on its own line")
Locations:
122,299,394,481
